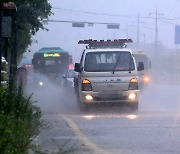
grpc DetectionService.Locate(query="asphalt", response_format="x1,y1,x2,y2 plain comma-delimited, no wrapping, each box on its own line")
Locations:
27,81,180,154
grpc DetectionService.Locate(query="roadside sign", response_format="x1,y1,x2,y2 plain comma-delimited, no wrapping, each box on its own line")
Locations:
107,24,120,29
72,22,85,28
175,25,180,44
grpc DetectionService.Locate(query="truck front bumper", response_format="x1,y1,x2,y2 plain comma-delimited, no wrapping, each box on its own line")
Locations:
79,90,139,104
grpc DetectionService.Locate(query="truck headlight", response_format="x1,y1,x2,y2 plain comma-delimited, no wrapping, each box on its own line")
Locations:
128,93,136,100
85,94,93,101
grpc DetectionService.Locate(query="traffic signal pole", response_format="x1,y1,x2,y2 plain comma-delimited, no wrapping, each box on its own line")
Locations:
155,5,158,54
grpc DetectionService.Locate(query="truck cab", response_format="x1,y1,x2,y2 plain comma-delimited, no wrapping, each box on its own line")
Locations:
74,39,144,111
133,51,151,88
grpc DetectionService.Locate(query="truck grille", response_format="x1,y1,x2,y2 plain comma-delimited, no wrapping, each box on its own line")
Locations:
94,95,127,101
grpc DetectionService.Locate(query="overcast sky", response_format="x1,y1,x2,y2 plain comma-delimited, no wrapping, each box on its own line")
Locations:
29,0,180,61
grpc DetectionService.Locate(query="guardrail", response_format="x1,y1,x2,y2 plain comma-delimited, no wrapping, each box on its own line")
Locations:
1,57,8,88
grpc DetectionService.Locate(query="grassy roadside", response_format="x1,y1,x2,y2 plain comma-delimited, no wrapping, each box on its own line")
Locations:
0,87,44,154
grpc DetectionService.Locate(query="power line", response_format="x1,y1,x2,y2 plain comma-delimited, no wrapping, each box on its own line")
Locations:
143,26,154,30
52,7,138,19
52,7,180,21
149,5,164,54
160,20,176,25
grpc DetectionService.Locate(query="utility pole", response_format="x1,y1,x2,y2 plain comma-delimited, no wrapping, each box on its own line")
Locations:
126,23,129,38
0,2,3,87
143,33,146,50
2,2,17,89
136,13,145,49
10,25,17,85
150,5,163,55
155,5,158,54
137,13,140,48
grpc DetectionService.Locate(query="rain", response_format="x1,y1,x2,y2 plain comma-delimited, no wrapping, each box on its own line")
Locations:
19,0,180,153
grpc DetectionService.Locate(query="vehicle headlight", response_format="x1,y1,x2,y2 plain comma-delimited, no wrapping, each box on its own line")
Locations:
144,75,150,83
128,93,137,100
39,82,44,86
85,94,93,101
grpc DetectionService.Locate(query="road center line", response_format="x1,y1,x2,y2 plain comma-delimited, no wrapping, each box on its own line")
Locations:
60,114,108,154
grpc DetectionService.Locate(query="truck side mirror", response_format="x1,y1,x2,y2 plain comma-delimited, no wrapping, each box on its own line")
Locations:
75,63,82,72
137,62,144,71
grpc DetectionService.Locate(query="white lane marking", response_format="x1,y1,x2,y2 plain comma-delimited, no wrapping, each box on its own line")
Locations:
82,114,139,120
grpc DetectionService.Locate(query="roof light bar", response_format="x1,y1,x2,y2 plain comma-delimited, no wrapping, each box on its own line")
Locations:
78,39,133,48
78,39,133,45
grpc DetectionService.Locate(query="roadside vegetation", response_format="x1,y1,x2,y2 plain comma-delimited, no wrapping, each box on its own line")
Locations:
0,0,52,153
0,87,45,153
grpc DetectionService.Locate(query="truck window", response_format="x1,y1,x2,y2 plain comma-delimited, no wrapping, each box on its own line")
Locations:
84,51,135,72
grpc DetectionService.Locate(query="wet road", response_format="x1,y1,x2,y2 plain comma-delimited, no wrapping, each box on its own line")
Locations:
29,82,180,154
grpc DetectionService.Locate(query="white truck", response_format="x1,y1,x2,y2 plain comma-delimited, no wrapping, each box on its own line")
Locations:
133,50,151,88
74,39,144,111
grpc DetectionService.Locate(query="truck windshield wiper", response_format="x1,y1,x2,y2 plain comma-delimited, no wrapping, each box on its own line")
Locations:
112,55,121,74
128,55,133,73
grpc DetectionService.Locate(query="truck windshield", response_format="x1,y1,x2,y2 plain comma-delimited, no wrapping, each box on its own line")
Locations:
36,59,62,73
33,52,70,74
84,51,135,72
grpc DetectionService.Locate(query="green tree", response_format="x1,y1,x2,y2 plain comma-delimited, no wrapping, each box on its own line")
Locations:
9,0,52,60
3,0,52,86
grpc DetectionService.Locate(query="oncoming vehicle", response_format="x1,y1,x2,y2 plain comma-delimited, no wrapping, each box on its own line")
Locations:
32,47,73,87
133,51,151,87
74,39,144,111
19,57,33,75
62,69,77,92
